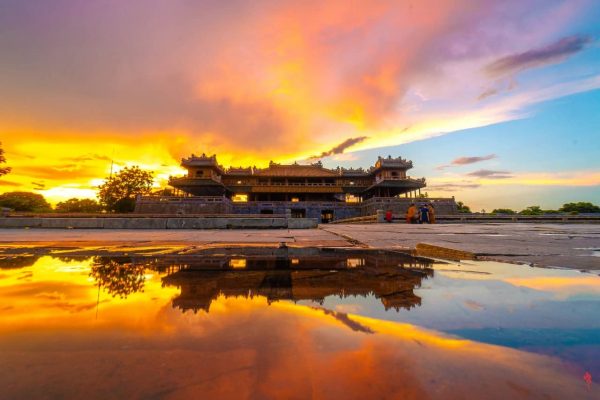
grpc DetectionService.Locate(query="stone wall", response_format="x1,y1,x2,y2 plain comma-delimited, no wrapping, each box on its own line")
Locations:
135,196,233,214
0,217,318,229
232,201,361,220
134,195,457,220
361,197,457,216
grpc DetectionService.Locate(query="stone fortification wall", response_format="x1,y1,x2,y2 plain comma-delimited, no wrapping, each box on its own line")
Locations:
135,196,233,214
0,216,318,229
133,195,457,220
232,201,361,220
361,197,458,216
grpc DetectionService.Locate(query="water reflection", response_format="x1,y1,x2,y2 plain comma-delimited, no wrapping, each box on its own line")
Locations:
163,263,432,313
88,250,434,312
0,249,599,398
90,257,147,299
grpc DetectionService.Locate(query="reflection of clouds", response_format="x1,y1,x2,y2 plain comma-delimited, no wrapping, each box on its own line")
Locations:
463,299,485,311
0,255,597,397
0,256,178,330
505,276,600,299
0,294,593,399
436,261,600,293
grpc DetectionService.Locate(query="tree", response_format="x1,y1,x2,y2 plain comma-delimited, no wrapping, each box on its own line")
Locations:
491,208,516,215
55,198,102,213
0,142,11,177
456,201,471,213
559,202,600,214
97,166,154,212
0,191,51,212
90,257,146,299
519,206,544,215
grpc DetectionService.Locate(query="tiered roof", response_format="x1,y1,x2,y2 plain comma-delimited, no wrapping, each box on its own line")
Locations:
181,154,414,177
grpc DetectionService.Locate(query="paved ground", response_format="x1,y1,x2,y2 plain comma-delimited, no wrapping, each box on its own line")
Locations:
0,223,598,270
322,223,600,270
0,228,348,247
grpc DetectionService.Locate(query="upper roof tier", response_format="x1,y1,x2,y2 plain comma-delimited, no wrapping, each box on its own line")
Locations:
180,154,414,177
375,155,413,169
254,163,339,177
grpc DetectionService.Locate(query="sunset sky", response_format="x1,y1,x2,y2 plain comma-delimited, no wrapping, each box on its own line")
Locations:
1,0,599,209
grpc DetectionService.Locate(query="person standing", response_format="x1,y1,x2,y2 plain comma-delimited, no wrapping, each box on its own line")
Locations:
419,203,430,224
406,203,418,224
427,203,436,224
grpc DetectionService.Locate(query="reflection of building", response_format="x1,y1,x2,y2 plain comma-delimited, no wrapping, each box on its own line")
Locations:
161,251,434,313
135,154,457,221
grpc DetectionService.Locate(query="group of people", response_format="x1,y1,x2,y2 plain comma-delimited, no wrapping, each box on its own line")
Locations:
406,203,435,224
383,203,436,224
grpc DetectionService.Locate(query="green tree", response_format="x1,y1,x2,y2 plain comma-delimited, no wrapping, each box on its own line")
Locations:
456,201,471,213
559,202,600,214
519,206,544,215
97,166,153,212
0,191,51,212
55,198,102,213
0,142,11,177
491,208,516,215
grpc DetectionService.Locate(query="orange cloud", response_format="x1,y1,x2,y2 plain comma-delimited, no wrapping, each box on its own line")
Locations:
0,1,595,201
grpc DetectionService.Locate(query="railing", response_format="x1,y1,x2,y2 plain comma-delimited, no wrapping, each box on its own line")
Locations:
364,197,455,203
233,201,356,207
251,182,338,187
169,176,223,184
137,196,229,203
374,176,426,184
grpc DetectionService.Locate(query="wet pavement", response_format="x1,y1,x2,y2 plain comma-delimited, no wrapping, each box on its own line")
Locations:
0,223,598,270
0,246,598,399
323,223,600,270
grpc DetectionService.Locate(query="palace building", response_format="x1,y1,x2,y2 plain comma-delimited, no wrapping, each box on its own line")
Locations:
135,153,458,221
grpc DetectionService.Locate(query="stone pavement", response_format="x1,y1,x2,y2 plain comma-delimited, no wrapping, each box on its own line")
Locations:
0,228,348,248
321,223,600,270
0,223,598,270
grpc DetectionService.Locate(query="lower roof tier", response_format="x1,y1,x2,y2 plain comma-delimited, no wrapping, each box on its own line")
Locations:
169,177,426,197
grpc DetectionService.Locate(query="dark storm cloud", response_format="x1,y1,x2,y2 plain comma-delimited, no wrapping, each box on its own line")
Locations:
308,136,369,160
466,169,513,179
485,35,592,77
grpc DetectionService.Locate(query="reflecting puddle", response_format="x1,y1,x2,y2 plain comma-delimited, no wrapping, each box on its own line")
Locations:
0,248,598,399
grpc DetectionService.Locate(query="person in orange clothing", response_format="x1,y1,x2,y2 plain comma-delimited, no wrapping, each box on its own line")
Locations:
405,203,418,224
427,203,436,224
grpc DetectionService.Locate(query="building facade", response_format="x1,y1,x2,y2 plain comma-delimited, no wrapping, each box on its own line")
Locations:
135,153,458,221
